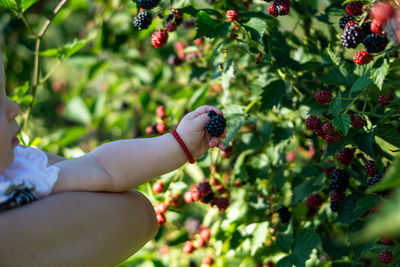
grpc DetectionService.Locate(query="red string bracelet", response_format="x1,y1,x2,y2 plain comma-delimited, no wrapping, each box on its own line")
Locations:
171,129,195,164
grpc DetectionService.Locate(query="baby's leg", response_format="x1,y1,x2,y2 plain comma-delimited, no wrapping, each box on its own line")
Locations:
0,190,158,267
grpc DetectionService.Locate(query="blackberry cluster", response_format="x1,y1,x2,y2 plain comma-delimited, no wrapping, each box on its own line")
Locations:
133,12,152,30
274,0,291,16
314,90,332,104
364,160,376,177
341,24,363,48
305,115,321,130
362,34,388,53
339,15,354,29
197,181,212,196
306,194,323,209
336,148,354,165
137,0,161,10
331,169,350,192
361,22,372,37
367,174,383,186
206,110,226,137
278,207,291,223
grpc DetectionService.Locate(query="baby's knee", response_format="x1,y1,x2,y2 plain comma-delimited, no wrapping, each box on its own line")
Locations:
124,190,159,239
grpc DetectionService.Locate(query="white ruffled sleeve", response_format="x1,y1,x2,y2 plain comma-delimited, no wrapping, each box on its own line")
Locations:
0,146,60,200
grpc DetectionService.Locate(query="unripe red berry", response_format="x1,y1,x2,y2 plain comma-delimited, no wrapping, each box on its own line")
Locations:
156,122,166,133
286,151,297,162
226,10,239,22
165,21,177,32
216,185,227,194
336,147,355,165
306,115,322,130
156,105,166,119
353,51,372,65
191,191,201,201
268,4,278,17
168,191,182,207
194,236,205,248
265,261,275,267
221,146,233,158
183,240,195,254
194,37,204,46
200,227,211,241
314,90,332,104
212,177,220,185
323,167,335,175
202,257,214,266
154,202,169,214
306,194,323,209
151,29,168,48
345,1,363,16
322,122,334,134
345,21,358,29
146,126,154,135
157,213,166,226
184,191,194,203
152,180,164,194
380,250,393,264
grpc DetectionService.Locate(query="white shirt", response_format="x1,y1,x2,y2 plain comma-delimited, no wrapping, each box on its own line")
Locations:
0,146,59,211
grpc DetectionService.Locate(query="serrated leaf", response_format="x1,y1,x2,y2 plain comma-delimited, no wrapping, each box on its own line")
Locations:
195,11,232,39
326,45,351,73
0,0,18,11
291,179,314,205
376,124,400,148
20,0,38,11
243,18,267,45
353,131,376,159
276,223,293,253
40,36,94,59
351,73,373,93
324,139,345,160
290,228,321,267
250,221,269,256
269,28,289,67
370,58,390,90
335,195,379,224
64,97,91,125
352,242,374,267
333,114,351,135
260,79,287,111
328,92,342,117
223,105,246,146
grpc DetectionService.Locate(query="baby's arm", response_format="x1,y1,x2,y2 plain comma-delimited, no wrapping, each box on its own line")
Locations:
52,105,225,193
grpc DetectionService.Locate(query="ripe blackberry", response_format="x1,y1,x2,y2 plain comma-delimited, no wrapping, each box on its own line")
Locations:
274,0,291,16
206,110,226,137
351,115,366,129
353,51,372,65
345,21,358,29
361,22,372,37
314,90,332,104
380,250,393,264
314,129,326,138
166,13,174,23
306,194,323,209
330,201,341,212
367,174,383,186
151,29,168,48
216,197,230,212
133,11,153,30
336,147,354,165
378,91,394,106
364,161,376,177
331,191,345,202
278,207,291,223
339,15,354,30
324,132,341,145
165,21,177,32
362,34,388,53
331,169,350,192
381,237,395,246
225,10,239,22
305,115,321,130
157,213,166,226
268,3,278,17
322,122,334,134
345,1,363,17
341,24,363,48
201,192,215,203
197,181,212,196
137,0,161,10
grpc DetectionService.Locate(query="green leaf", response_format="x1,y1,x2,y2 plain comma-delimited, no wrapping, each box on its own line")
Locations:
333,114,351,135
250,221,269,256
318,69,354,86
221,60,235,104
260,79,287,111
20,0,38,11
291,179,314,205
64,97,91,125
352,242,374,267
223,105,246,146
243,18,267,45
326,45,351,73
353,131,376,159
269,28,289,67
370,58,390,90
324,139,345,160
370,153,400,193
350,73,373,93
0,0,18,11
328,92,342,117
194,11,232,39
335,195,379,224
276,223,293,253
290,228,321,267
40,36,95,59
376,123,400,148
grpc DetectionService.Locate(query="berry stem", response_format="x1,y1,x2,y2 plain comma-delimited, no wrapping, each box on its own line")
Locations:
244,98,259,114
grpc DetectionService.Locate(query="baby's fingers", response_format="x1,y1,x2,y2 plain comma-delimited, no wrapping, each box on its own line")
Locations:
209,137,226,151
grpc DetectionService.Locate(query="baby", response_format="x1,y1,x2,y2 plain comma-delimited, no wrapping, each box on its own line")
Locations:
0,51,226,266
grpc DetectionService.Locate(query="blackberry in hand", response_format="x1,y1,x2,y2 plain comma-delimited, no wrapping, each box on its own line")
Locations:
206,110,226,137
362,34,388,53
331,169,350,192
341,24,363,48
133,11,153,30
278,207,291,223
339,15,354,30
137,0,161,10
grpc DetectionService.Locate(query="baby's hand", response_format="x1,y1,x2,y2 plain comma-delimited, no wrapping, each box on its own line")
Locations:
176,105,226,159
